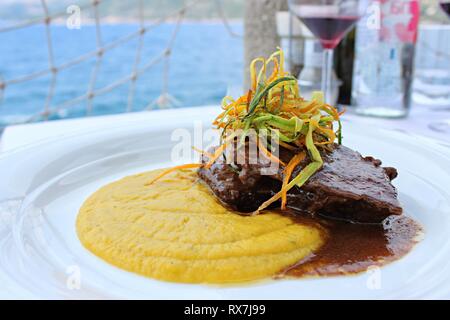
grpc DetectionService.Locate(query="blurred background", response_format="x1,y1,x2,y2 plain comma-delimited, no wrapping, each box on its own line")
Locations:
0,0,449,131
0,0,244,128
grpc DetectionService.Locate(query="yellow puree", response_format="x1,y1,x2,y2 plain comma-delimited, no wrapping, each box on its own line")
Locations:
76,169,324,284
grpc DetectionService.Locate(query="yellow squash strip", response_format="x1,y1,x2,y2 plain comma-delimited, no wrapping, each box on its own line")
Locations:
250,57,265,91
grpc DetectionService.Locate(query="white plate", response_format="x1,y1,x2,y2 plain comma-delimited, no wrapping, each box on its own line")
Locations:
1,107,450,299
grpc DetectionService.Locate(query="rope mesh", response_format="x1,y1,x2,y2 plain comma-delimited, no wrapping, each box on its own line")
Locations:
0,0,240,126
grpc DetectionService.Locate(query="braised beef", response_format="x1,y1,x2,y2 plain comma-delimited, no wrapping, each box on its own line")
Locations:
198,144,402,223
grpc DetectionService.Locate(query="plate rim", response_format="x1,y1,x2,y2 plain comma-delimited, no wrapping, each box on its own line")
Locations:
1,109,450,299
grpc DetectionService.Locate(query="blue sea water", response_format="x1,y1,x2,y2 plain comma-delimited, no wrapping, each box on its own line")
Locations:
0,22,243,127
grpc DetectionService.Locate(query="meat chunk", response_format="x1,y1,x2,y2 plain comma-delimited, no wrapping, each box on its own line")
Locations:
198,144,402,223
286,146,402,223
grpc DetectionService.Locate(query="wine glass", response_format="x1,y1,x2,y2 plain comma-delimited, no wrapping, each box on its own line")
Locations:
288,0,366,104
429,0,450,134
441,0,450,16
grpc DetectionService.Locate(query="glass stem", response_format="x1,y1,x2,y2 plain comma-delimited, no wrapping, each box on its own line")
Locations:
322,48,334,104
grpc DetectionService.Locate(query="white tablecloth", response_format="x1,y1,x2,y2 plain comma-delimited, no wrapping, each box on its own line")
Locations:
1,105,449,152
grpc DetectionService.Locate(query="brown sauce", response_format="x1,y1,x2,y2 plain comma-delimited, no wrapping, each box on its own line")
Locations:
278,212,422,278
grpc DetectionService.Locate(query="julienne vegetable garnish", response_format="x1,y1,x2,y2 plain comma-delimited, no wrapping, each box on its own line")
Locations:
147,48,343,213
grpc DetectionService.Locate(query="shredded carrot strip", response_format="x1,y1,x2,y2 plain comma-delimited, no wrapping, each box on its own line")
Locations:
192,146,214,158
253,186,285,214
145,164,202,186
281,152,305,209
298,101,318,113
204,144,227,169
277,140,298,151
256,139,286,166
323,104,339,119
254,160,321,214
213,111,226,125
313,122,336,144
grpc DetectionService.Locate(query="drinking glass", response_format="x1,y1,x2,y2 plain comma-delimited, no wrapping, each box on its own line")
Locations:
429,0,450,134
288,0,365,104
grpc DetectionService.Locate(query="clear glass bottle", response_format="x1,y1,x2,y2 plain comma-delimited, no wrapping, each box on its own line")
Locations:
352,0,420,118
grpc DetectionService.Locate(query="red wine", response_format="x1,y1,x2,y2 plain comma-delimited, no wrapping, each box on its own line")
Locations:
441,2,450,18
299,16,359,49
